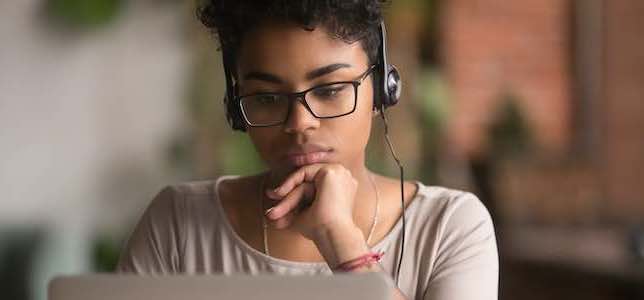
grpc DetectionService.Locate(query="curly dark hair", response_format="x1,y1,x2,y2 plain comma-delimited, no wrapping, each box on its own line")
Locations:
196,0,389,73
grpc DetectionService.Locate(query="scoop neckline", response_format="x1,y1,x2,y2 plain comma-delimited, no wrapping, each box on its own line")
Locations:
210,174,425,268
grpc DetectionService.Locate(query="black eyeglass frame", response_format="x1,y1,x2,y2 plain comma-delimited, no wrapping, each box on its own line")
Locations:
237,64,377,127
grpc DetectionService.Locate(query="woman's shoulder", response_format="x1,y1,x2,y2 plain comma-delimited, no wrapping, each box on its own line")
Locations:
169,177,226,197
412,182,494,231
141,175,243,216
156,174,249,201
416,182,481,206
161,174,263,220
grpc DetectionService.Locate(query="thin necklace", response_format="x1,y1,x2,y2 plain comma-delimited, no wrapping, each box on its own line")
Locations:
259,172,380,256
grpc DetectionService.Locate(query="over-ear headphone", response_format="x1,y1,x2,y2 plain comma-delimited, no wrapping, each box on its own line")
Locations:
375,21,402,112
222,21,401,132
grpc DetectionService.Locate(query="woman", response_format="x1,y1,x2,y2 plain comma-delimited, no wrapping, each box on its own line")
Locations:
116,1,499,299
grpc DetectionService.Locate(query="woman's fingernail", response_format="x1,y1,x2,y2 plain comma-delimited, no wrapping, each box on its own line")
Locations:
266,189,278,199
264,207,274,217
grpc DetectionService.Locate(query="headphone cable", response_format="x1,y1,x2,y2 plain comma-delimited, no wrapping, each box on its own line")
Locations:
378,103,405,288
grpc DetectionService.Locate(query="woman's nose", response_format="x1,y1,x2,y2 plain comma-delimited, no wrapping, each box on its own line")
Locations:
283,98,320,133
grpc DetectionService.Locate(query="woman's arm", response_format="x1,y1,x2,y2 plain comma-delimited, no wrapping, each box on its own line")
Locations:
313,223,410,300
115,186,185,274
422,193,499,300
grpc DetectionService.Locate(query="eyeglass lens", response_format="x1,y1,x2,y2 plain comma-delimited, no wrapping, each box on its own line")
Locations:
240,82,356,126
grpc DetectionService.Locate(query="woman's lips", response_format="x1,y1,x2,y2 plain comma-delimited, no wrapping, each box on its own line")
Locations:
285,150,332,167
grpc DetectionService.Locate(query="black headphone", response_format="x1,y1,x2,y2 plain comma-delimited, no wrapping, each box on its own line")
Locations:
222,21,402,132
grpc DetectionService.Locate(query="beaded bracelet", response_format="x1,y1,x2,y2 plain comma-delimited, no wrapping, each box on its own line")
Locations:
333,251,385,272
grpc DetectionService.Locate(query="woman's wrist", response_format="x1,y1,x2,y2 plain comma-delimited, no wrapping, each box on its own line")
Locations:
332,251,385,272
312,221,370,268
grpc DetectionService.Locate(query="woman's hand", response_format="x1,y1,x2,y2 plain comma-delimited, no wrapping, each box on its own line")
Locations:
264,163,359,240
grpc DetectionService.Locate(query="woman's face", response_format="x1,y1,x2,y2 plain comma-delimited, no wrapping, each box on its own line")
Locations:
236,21,375,179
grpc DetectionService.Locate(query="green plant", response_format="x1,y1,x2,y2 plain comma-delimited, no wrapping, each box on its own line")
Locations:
91,234,122,272
47,0,123,28
220,134,265,175
488,95,534,159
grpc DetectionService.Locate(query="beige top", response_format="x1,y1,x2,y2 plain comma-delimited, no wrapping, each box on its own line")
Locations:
116,175,499,300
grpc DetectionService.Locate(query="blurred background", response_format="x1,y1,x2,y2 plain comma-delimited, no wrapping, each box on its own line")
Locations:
1,0,643,299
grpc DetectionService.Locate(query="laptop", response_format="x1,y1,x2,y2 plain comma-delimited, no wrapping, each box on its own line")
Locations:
49,272,394,300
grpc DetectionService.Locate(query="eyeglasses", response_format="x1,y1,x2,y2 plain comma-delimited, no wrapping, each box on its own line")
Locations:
237,65,377,127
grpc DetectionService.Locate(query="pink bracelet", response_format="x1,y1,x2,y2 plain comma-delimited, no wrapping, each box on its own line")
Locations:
333,251,385,272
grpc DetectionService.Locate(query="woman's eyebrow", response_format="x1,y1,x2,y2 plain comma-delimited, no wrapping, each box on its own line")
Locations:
305,63,352,80
243,71,283,84
242,63,352,84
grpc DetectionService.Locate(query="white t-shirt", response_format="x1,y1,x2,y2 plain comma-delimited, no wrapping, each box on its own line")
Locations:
116,175,499,300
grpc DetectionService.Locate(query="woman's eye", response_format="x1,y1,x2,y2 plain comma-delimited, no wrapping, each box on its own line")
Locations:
256,95,278,104
313,85,346,99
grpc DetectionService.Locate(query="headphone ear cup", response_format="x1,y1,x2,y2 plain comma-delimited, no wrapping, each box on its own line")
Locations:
222,49,247,132
231,108,247,131
386,65,402,106
225,84,247,131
